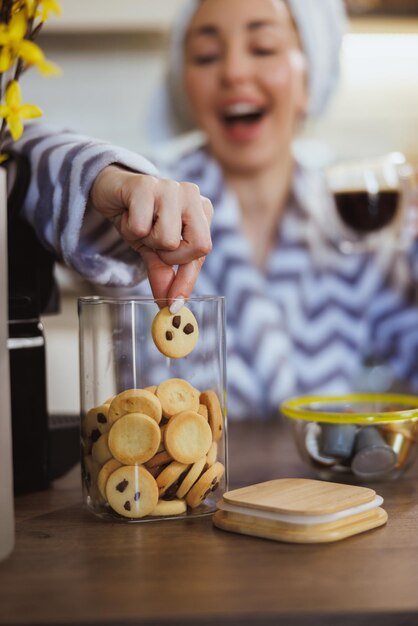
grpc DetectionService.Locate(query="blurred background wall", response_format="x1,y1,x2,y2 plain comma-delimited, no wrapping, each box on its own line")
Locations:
22,0,418,162
21,0,418,416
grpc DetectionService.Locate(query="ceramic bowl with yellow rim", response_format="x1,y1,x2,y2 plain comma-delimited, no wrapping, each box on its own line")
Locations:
281,393,418,482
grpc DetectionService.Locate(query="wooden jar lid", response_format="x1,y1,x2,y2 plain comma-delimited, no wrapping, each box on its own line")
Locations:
222,478,376,516
214,478,387,544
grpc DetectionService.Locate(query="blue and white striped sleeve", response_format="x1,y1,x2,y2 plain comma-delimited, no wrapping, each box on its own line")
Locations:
7,123,159,287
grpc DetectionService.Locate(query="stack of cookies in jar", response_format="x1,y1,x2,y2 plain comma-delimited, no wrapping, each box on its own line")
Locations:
81,306,225,520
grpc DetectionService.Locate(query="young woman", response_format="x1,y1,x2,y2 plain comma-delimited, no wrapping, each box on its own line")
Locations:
143,0,418,418
10,0,418,419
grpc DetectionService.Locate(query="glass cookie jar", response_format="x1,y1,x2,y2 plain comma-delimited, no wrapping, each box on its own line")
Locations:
78,296,227,522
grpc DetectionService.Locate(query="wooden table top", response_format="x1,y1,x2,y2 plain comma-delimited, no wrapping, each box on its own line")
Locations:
1,418,418,626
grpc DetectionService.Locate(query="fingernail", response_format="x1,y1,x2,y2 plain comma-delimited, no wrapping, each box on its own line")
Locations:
169,298,185,314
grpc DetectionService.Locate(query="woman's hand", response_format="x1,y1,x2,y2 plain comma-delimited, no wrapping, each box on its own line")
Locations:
89,165,213,309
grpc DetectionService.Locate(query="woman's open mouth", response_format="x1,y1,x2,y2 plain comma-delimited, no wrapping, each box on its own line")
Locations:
219,102,268,140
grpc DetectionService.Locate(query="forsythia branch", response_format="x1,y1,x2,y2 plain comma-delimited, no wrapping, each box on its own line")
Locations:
0,0,61,157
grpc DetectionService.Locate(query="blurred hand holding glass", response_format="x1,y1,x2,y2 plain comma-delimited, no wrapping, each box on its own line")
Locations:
326,153,416,254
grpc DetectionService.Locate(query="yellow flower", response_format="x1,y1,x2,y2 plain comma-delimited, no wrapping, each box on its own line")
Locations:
0,11,61,75
12,1,62,21
21,1,38,19
38,0,62,22
0,80,43,141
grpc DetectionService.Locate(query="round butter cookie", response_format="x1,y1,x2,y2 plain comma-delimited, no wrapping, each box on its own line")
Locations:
108,412,161,465
176,455,207,499
164,410,213,464
106,465,159,518
91,432,113,466
186,462,225,509
97,458,122,500
156,378,200,418
152,306,199,358
145,450,173,469
149,498,187,517
198,404,209,420
83,455,103,504
200,389,223,442
156,461,190,497
83,403,110,442
108,388,162,426
206,442,218,468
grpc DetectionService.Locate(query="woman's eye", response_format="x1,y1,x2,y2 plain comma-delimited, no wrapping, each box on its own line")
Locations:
252,48,277,57
192,54,220,65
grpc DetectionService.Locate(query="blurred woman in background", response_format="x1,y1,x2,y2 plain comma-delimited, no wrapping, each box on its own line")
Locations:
11,0,418,419
141,0,418,418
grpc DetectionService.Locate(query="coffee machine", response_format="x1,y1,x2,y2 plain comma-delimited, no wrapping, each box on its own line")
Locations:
7,151,79,494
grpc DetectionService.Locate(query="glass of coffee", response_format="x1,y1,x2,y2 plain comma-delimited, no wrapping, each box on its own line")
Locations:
325,153,415,253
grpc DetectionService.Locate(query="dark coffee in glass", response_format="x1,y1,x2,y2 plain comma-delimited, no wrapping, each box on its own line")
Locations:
325,153,413,253
333,189,400,233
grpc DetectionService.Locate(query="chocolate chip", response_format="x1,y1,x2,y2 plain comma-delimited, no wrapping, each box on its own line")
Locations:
165,331,173,341
162,469,190,500
172,315,181,329
91,429,101,443
201,488,211,501
183,323,194,335
97,412,107,424
201,479,219,501
162,483,179,500
134,492,141,501
124,501,131,511
116,479,129,493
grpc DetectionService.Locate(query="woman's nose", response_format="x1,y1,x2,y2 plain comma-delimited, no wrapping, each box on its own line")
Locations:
220,46,252,86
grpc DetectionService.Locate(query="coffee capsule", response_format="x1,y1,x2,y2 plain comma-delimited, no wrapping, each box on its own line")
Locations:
305,423,338,467
319,423,357,460
380,422,417,470
351,426,397,479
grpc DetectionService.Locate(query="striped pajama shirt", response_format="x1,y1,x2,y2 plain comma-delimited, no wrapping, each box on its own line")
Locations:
9,124,418,419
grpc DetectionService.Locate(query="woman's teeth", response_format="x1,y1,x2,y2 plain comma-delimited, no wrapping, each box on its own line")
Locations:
222,103,265,125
